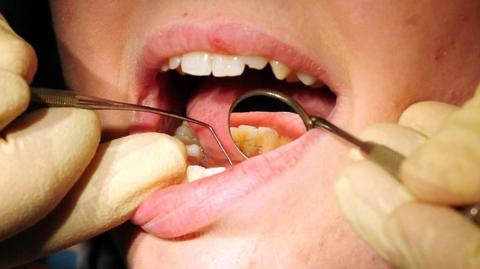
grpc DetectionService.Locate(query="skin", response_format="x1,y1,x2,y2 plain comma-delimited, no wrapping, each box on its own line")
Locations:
49,0,480,268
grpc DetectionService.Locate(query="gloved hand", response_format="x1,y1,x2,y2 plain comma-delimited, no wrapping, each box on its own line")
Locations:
336,84,480,269
0,14,187,268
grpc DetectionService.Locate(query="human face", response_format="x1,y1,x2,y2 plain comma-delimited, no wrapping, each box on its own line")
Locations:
49,1,480,267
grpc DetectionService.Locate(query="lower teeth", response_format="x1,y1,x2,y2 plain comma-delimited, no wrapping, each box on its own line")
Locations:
230,125,291,158
173,121,226,182
174,121,206,164
185,165,226,183
174,121,199,145
173,121,291,183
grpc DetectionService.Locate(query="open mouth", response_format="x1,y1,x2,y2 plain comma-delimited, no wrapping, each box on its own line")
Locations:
130,24,338,239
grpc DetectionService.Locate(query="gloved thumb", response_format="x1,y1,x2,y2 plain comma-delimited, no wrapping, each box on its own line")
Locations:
384,203,480,269
0,108,100,240
0,132,187,268
400,84,480,205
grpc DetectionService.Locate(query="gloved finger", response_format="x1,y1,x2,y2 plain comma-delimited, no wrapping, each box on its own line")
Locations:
0,14,37,82
336,120,426,263
0,108,100,240
383,202,480,269
399,101,458,137
0,133,187,268
335,160,414,262
0,14,37,132
0,70,29,130
400,85,480,205
349,123,427,161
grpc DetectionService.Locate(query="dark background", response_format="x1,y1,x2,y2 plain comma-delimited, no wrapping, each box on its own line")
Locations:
0,0,65,88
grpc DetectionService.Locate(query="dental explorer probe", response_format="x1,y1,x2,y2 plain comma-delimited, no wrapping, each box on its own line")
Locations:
29,87,234,165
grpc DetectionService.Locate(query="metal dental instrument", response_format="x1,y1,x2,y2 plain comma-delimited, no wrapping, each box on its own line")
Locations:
29,87,233,165
230,89,404,175
229,89,480,224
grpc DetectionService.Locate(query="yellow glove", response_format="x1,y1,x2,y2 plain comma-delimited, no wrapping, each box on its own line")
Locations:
0,13,100,240
0,15,187,268
336,84,480,269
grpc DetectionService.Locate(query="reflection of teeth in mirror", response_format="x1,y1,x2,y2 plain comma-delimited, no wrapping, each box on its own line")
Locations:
158,51,322,88
185,165,226,183
230,125,292,157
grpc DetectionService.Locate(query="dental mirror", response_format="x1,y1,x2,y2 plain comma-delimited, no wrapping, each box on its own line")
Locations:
228,90,307,159
228,89,405,175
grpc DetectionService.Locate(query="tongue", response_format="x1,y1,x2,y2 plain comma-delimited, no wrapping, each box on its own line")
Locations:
186,78,248,164
186,72,336,165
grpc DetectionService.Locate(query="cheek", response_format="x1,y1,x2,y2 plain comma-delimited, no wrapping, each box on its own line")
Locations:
50,1,142,134
327,1,480,132
49,1,135,99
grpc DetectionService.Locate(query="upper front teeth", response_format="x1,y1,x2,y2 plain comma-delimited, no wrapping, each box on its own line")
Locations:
160,51,320,87
169,56,181,70
242,55,268,70
181,52,212,76
269,60,290,80
212,54,245,77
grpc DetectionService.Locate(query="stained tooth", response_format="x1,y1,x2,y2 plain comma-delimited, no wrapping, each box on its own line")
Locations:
160,64,169,72
169,56,181,70
269,60,290,80
241,56,268,70
181,52,212,76
276,136,292,151
296,72,316,86
230,125,293,157
212,54,245,77
238,125,259,157
257,127,280,154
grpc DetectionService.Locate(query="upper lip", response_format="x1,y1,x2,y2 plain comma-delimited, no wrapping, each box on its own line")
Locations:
134,22,340,108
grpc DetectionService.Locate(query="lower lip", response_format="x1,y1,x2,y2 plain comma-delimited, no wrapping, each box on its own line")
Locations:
131,130,323,238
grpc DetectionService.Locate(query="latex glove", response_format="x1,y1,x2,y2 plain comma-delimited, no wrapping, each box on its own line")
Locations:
336,84,480,269
0,15,187,268
0,13,101,240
